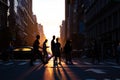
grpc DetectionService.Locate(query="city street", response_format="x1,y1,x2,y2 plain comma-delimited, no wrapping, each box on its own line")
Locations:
1,0,120,80
0,58,120,80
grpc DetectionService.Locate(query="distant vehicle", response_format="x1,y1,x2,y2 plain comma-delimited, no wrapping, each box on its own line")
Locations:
13,46,33,59
13,46,52,59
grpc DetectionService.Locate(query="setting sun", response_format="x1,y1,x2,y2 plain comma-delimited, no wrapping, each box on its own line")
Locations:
32,0,65,48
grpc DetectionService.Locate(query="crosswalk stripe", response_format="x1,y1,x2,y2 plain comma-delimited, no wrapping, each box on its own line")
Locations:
18,62,28,65
104,78,111,80
85,68,106,74
106,62,117,65
0,61,42,66
0,62,2,64
34,62,41,65
84,62,92,65
73,62,79,64
4,62,14,65
83,61,119,65
85,79,96,80
112,66,120,69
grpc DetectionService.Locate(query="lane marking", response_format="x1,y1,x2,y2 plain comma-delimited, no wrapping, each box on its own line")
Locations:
18,62,28,65
112,66,120,69
0,62,2,64
106,62,117,65
4,62,14,65
85,79,96,80
34,62,41,65
85,68,106,74
84,62,92,65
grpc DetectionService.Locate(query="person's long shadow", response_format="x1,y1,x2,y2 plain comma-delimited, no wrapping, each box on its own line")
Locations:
53,63,72,80
53,65,62,80
16,62,45,80
64,60,93,79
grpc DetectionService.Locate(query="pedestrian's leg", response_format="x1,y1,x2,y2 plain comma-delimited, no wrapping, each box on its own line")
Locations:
59,56,61,64
30,53,35,66
65,55,67,64
68,54,71,64
37,52,46,64
65,54,68,64
54,56,57,66
69,54,73,64
46,53,48,62
53,56,55,66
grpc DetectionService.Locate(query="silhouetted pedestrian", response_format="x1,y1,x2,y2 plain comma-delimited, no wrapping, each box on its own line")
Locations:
51,35,56,66
7,41,14,61
91,40,100,64
64,40,73,64
51,35,56,56
54,38,61,65
43,39,49,63
30,35,46,66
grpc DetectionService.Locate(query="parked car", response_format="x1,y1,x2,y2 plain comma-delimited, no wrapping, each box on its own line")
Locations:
13,46,33,59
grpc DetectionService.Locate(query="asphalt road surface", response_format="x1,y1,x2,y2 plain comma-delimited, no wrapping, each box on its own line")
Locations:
0,58,120,80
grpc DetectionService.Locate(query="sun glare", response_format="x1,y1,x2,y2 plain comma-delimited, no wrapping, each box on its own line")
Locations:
43,25,60,53
33,0,65,52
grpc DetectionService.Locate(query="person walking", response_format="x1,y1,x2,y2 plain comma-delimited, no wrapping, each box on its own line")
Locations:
91,40,100,64
30,35,46,66
51,35,56,56
7,41,14,61
51,35,56,66
54,38,61,65
43,39,49,63
64,40,73,64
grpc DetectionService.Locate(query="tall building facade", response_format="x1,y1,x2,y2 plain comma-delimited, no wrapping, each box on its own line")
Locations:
60,20,65,48
8,0,36,46
83,0,120,55
72,0,85,49
38,24,46,46
65,0,73,40
65,0,85,50
0,0,9,52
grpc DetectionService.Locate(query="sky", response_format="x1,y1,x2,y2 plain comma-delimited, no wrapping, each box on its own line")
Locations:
32,0,65,41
